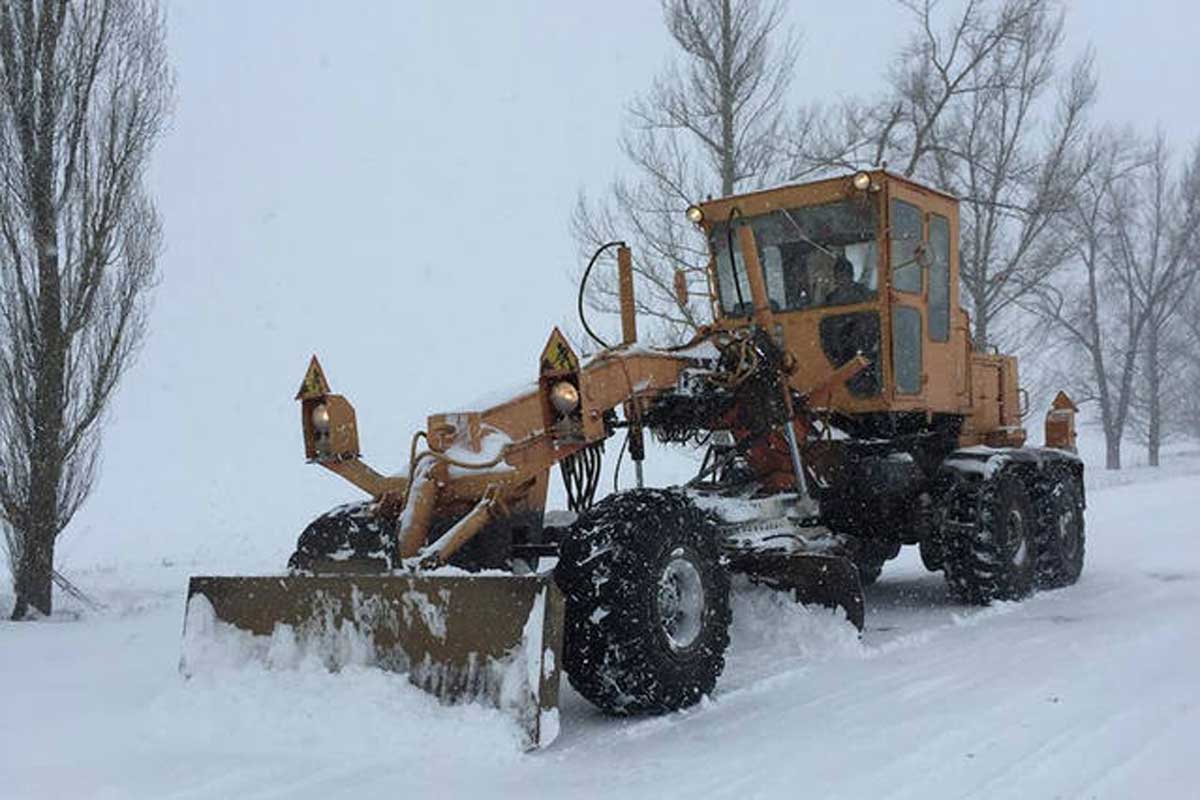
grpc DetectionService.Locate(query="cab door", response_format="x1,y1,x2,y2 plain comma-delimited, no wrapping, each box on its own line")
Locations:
885,180,960,413
925,208,958,410
886,186,927,403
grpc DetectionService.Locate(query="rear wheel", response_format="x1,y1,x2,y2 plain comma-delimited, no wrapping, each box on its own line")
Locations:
554,489,731,715
942,473,1037,604
1035,469,1085,588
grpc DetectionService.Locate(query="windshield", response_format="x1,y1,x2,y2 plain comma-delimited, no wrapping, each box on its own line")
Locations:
710,199,879,317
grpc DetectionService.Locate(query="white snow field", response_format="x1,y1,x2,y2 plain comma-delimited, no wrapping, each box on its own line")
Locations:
3,452,1199,799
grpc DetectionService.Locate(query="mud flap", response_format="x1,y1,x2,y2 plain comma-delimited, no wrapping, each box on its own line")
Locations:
728,553,865,631
182,573,565,749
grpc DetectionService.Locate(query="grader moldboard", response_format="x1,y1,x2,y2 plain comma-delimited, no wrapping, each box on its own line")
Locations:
183,170,1085,749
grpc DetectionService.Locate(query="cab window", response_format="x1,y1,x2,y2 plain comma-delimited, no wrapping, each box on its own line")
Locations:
929,213,951,341
890,199,923,294
712,199,878,316
893,306,923,394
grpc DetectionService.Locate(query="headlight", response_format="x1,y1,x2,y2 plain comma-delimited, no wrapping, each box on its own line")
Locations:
550,381,580,414
685,205,704,225
311,403,331,434
852,171,872,191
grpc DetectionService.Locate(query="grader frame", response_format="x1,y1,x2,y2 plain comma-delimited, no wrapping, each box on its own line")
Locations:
184,169,1082,750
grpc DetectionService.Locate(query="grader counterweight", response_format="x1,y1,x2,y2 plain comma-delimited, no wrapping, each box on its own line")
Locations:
183,169,1085,748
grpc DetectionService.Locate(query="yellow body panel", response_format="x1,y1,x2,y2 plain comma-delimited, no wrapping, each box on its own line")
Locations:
698,170,1024,447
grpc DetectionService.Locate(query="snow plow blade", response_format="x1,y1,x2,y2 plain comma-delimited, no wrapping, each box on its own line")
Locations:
181,573,565,749
729,553,865,630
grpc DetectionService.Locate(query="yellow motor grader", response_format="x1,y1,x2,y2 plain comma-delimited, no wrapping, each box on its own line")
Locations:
183,170,1085,748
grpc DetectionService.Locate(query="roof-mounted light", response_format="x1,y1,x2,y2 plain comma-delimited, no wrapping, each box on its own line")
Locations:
852,171,872,191
685,205,704,225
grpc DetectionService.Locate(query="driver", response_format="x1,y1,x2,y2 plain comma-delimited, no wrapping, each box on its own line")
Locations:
827,255,870,306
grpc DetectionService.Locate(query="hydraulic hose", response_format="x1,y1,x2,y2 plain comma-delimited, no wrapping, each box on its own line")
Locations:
726,206,747,313
578,240,626,350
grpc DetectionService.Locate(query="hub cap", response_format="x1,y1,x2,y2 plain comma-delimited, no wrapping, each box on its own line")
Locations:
657,553,706,652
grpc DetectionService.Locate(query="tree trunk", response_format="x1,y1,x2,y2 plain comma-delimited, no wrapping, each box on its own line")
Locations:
9,527,55,619
971,285,990,351
9,553,29,620
1104,430,1122,470
14,109,68,619
1147,323,1161,467
24,528,55,616
12,426,64,618
718,0,736,197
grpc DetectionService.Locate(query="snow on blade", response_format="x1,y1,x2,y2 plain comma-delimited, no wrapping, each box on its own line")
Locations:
180,593,380,674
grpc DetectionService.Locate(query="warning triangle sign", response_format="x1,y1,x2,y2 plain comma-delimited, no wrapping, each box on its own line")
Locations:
1050,391,1078,412
539,327,579,375
296,355,331,400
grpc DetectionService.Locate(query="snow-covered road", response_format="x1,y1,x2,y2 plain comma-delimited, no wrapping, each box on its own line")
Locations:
3,465,1198,799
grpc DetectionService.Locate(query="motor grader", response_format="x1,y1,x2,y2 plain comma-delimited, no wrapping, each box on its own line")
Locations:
183,169,1085,749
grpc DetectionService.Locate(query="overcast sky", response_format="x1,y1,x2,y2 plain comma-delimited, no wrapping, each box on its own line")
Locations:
61,1,1200,570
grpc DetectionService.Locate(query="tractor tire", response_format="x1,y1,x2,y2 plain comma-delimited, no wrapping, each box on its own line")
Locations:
941,472,1037,604
1034,468,1086,589
554,488,732,715
287,501,393,572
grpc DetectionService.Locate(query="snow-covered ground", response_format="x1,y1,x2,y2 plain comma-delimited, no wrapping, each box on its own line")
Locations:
3,451,1199,799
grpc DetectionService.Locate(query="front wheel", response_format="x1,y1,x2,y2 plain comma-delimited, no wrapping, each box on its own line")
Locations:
287,501,393,572
554,489,731,715
942,473,1037,604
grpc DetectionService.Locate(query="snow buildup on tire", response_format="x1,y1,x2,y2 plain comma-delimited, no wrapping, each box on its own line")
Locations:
554,488,732,715
1033,466,1086,589
941,471,1037,605
287,501,393,572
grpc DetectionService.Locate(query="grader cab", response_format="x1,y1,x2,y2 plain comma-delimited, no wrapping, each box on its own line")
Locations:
183,170,1084,749
696,170,1027,447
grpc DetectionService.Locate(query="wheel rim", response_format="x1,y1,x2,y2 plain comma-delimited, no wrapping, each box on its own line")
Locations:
657,553,706,652
1058,507,1080,560
1007,508,1029,567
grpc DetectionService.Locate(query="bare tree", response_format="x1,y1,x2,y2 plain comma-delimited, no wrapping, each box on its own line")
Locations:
787,0,1093,349
572,0,798,344
789,0,1045,176
1130,323,1194,457
932,50,1094,350
0,0,171,619
1116,136,1200,465
1028,129,1150,469
1178,283,1200,440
